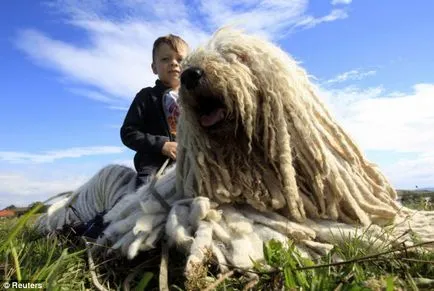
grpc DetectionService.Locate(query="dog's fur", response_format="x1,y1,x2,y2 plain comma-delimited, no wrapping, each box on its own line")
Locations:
177,28,401,225
36,29,434,275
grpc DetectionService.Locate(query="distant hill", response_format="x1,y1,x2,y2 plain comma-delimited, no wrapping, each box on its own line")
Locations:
397,189,434,195
396,189,434,203
1,201,48,215
419,187,434,191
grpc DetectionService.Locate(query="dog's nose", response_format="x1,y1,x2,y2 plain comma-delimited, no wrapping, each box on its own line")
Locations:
181,67,203,90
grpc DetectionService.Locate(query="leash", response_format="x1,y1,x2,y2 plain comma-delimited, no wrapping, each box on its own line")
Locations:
148,158,172,212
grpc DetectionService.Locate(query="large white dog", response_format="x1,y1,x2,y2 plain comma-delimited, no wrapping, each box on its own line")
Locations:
36,28,434,275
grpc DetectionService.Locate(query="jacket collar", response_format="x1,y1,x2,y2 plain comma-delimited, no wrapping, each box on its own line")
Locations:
155,79,171,95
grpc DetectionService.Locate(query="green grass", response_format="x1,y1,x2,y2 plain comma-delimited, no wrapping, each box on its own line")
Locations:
206,227,434,291
1,214,90,290
1,197,433,290
0,212,184,290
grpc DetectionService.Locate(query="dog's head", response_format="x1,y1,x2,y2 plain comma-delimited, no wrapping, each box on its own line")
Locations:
179,28,303,146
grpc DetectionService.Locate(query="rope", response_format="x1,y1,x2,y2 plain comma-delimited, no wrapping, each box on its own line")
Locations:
148,158,172,212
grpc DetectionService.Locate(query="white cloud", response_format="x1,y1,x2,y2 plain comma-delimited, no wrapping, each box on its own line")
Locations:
324,70,377,84
107,106,128,111
382,152,434,189
69,88,122,105
15,27,162,101
340,84,434,153
294,9,348,30
15,0,349,106
331,0,352,5
0,173,86,197
197,0,347,35
111,159,135,169
0,167,89,209
0,155,135,209
0,169,89,209
318,82,434,189
0,146,124,164
318,85,385,122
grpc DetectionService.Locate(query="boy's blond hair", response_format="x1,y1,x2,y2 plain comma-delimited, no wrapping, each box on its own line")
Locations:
152,34,188,61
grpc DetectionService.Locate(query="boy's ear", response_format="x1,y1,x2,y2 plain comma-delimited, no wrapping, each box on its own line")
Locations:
151,62,157,74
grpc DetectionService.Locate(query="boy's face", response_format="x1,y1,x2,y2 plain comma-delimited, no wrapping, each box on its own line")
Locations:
152,43,188,89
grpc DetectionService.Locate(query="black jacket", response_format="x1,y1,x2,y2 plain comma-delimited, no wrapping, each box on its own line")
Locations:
121,80,174,175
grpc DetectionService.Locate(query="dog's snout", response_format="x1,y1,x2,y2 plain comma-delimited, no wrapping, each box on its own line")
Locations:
181,67,203,90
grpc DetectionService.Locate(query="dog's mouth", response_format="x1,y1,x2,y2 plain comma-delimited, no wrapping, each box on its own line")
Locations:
196,96,227,128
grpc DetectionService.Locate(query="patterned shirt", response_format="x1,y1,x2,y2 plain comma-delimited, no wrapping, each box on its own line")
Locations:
163,90,180,137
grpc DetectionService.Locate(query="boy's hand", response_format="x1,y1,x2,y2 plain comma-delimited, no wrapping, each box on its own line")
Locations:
162,141,177,160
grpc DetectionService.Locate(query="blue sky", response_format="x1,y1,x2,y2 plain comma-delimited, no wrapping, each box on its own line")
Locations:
1,0,434,209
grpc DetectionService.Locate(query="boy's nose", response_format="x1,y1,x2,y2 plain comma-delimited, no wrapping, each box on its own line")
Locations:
181,67,203,90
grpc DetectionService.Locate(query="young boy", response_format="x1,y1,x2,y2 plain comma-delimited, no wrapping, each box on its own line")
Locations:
121,34,189,186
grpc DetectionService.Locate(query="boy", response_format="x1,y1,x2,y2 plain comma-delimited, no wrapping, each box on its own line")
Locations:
121,34,189,186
